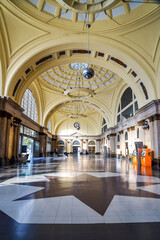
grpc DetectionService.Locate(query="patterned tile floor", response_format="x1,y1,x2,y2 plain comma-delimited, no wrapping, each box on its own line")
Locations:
0,155,160,239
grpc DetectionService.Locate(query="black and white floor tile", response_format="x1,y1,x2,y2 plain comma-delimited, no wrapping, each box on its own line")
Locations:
0,156,160,240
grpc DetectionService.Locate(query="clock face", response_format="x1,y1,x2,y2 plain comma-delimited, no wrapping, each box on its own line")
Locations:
74,122,80,129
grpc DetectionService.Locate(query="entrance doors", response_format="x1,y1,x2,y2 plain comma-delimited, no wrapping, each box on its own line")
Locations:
73,146,80,154
19,136,34,159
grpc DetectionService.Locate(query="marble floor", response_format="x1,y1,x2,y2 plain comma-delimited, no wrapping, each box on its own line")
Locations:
0,155,160,239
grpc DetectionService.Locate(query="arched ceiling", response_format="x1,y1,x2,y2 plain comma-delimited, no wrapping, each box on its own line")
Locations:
11,0,159,31
0,0,160,135
40,63,120,92
57,101,95,117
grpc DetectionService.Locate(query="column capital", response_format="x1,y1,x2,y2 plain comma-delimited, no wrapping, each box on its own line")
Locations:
0,110,12,119
149,114,160,122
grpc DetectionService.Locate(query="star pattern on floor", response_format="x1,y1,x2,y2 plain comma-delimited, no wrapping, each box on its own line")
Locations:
15,173,160,216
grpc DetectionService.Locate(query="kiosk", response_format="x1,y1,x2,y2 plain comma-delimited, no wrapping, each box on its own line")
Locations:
134,141,143,165
141,149,152,167
132,150,137,164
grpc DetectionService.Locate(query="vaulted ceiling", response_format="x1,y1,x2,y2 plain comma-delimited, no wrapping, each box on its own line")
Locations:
0,0,160,135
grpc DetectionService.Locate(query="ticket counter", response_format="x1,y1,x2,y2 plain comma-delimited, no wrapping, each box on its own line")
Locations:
132,148,142,165
132,150,137,164
141,149,152,167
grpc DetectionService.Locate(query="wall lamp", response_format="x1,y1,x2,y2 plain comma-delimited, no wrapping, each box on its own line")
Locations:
11,119,19,127
142,120,149,130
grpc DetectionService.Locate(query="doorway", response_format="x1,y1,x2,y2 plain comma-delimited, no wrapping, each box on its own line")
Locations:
73,146,79,154
20,136,34,159
125,142,129,157
89,146,95,154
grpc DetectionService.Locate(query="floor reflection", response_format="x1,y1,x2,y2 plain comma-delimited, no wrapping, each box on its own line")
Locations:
0,155,160,183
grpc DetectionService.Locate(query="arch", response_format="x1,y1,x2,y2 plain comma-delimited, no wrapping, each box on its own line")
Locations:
73,140,80,145
54,115,101,135
5,34,156,106
44,99,111,129
88,141,95,146
10,52,148,108
57,140,64,145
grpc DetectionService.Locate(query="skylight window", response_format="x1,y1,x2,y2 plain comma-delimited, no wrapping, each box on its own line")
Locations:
60,10,72,20
48,80,53,84
70,63,88,70
95,12,106,21
105,81,110,85
43,3,56,15
91,85,97,89
129,0,143,10
77,13,87,21
110,78,114,82
112,6,125,18
28,0,39,6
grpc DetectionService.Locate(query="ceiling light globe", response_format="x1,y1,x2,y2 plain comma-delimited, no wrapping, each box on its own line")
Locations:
83,67,94,79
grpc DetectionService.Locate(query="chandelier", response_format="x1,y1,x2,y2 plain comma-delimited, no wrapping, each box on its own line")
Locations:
83,23,94,79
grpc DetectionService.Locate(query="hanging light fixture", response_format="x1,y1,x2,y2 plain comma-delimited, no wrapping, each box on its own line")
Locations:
83,23,94,79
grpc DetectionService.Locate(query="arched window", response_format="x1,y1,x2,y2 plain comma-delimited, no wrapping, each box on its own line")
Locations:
57,140,64,145
117,87,138,123
47,120,51,132
88,141,95,146
21,89,38,122
102,118,107,133
137,128,139,138
73,140,80,145
125,132,128,141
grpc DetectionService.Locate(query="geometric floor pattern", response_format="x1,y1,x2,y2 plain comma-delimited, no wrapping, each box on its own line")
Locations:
1,170,160,224
1,156,160,240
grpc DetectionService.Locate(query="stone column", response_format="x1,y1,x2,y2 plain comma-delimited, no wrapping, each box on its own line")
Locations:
0,111,12,165
95,139,101,153
86,139,89,154
149,115,160,159
51,138,56,154
80,139,83,153
12,117,21,162
70,140,73,153
39,133,47,157
5,115,12,161
109,134,116,157
64,139,67,152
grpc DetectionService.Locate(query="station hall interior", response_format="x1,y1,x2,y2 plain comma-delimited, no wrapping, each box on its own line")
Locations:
0,0,160,239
